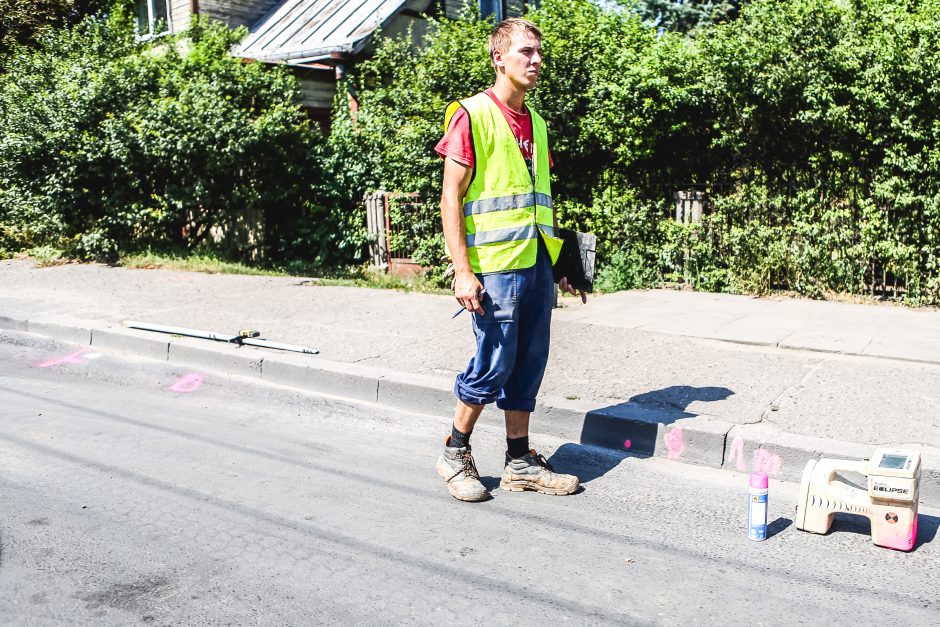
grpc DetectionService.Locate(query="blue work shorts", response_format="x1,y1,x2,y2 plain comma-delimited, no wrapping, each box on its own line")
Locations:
454,239,555,412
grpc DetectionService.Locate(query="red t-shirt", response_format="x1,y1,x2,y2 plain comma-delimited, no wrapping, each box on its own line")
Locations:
435,89,553,170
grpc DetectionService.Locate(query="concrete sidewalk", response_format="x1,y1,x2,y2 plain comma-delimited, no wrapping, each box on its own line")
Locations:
1,259,938,503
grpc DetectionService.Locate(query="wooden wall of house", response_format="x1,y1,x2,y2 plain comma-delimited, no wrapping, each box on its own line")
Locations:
382,0,433,44
293,70,336,130
198,0,281,28
404,0,434,12
169,0,191,32
295,72,337,111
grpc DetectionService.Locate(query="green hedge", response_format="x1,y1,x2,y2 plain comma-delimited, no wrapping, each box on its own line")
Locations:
0,9,362,265
4,0,940,304
335,0,940,303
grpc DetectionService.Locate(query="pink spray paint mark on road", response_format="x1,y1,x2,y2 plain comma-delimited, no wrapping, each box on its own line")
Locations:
728,435,746,471
167,373,204,393
664,427,684,460
623,439,632,449
753,448,782,475
36,348,90,368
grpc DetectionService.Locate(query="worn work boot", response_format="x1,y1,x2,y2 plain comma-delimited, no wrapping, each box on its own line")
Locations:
500,450,579,495
436,436,488,502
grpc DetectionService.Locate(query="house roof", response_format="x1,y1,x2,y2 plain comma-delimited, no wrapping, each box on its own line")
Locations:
234,0,411,64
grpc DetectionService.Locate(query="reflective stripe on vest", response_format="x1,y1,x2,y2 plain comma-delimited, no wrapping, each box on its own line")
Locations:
444,93,563,273
465,223,557,247
464,192,553,216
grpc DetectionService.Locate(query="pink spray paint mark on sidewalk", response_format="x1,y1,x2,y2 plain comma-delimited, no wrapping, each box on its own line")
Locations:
728,435,747,471
167,373,204,393
36,348,90,368
664,427,684,460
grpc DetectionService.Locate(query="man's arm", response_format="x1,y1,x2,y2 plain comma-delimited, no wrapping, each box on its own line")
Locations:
441,157,485,314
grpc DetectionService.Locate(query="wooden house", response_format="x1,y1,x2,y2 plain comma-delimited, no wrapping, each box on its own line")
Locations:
135,0,535,124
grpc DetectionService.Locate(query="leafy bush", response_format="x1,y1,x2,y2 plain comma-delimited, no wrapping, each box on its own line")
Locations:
596,247,657,291
0,0,122,53
0,10,353,265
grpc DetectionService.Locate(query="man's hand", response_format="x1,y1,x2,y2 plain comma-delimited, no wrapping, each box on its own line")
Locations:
559,277,588,304
455,270,485,314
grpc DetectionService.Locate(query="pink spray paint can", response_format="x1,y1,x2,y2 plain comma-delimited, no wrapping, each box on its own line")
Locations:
748,472,769,541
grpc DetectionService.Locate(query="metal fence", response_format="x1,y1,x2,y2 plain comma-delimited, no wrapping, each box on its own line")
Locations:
365,191,437,277
365,183,931,300
659,181,924,298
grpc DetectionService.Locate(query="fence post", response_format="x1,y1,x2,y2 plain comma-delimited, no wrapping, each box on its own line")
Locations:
365,191,388,269
674,190,705,224
674,189,707,287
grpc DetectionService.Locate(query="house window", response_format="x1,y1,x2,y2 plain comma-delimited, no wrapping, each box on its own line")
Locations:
136,0,172,36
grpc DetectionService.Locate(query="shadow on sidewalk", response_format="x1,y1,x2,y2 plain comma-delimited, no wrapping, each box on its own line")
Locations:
548,385,734,484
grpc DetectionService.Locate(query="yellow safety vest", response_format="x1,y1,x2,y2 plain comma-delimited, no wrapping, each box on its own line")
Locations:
444,93,563,274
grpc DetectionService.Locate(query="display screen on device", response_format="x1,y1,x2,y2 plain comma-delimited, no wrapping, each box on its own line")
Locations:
879,454,908,469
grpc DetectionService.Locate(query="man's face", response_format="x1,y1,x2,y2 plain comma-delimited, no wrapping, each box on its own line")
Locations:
494,30,543,91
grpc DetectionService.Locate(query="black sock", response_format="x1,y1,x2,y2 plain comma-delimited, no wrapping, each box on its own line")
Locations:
507,435,529,459
450,425,472,449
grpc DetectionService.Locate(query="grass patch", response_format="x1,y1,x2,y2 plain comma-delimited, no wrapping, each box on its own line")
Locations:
119,251,451,294
22,245,70,267
304,268,450,294
121,252,285,276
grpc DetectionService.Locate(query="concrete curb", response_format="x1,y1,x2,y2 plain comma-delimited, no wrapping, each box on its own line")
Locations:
262,352,382,404
93,327,170,361
169,337,264,378
31,321,93,346
3,314,938,507
377,370,455,417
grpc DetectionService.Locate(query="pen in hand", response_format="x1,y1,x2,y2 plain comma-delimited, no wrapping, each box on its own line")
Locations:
451,288,487,318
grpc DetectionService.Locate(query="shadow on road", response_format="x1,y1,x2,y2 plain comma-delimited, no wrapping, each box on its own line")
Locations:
550,385,734,483
915,513,939,549
767,517,792,539
545,443,638,485
479,476,500,492
828,511,938,550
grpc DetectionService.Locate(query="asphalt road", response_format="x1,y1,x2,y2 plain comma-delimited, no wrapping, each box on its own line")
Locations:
0,334,938,626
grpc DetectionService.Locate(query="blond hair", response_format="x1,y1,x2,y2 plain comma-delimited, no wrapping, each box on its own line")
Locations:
489,18,542,68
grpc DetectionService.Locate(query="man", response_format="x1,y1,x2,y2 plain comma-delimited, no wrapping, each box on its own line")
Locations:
434,18,587,502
